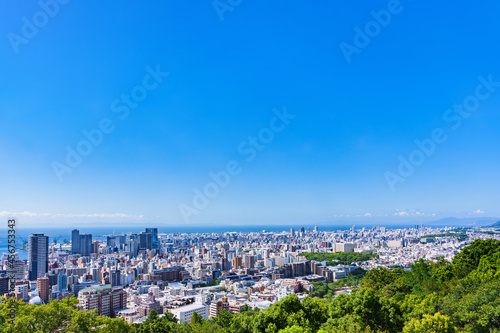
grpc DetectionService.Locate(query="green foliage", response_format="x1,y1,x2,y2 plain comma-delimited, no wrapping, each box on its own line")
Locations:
403,313,456,333
302,252,378,265
190,311,202,325
420,233,467,241
0,296,131,332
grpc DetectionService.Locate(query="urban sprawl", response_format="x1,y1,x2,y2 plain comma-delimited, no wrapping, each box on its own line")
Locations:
1,225,499,324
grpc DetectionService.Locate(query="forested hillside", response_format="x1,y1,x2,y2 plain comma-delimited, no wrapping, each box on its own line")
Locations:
1,239,499,332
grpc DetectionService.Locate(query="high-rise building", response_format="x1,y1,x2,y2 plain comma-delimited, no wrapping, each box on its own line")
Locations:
139,232,152,250
57,271,67,292
145,228,159,249
80,234,92,257
0,274,8,296
107,236,116,247
109,269,121,287
126,234,139,258
243,254,256,269
28,234,49,281
299,227,305,234
72,229,80,254
290,228,295,237
37,276,49,302
233,256,243,269
92,241,99,254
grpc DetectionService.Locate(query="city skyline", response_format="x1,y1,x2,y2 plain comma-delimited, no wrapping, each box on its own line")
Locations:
1,2,500,227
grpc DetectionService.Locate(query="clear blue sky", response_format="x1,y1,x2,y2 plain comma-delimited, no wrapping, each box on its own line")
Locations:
1,1,499,227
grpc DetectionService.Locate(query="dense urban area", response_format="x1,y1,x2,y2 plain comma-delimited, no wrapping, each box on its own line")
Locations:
1,223,500,332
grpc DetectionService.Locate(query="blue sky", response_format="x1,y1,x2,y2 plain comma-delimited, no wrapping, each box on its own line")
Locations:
1,1,499,227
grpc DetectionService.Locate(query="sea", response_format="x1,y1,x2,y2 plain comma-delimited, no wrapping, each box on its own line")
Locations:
0,222,423,260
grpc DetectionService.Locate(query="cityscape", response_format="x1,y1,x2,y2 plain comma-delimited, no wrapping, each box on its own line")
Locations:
2,1,500,332
1,222,500,326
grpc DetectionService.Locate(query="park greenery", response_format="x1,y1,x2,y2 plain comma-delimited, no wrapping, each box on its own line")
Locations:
301,252,378,265
419,233,468,242
310,268,367,298
1,239,500,332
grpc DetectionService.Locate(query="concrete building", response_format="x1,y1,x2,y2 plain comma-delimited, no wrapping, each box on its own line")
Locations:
209,298,229,318
145,228,159,249
138,295,162,317
140,232,152,250
171,302,208,322
233,257,243,269
80,234,92,257
78,285,126,317
28,234,49,281
333,242,356,252
72,229,80,254
15,284,29,301
243,255,256,269
37,276,49,302
57,271,67,292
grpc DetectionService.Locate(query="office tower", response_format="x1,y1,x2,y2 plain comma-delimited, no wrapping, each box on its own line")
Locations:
126,234,139,258
233,256,243,269
220,257,229,271
299,227,305,234
314,226,318,232
139,232,152,250
290,228,295,237
37,276,49,302
80,234,92,256
107,236,116,247
116,235,126,245
72,229,80,254
243,254,256,269
225,250,236,261
58,271,67,292
145,228,159,249
109,269,121,287
28,234,49,281
47,273,58,287
91,268,100,281
0,274,7,296
92,241,99,254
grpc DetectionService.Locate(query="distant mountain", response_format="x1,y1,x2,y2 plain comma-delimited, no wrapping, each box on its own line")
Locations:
422,217,500,227
488,221,500,228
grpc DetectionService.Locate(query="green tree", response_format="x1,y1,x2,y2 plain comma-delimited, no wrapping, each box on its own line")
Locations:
403,313,456,333
191,311,202,325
